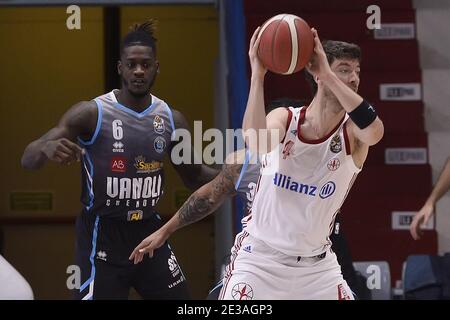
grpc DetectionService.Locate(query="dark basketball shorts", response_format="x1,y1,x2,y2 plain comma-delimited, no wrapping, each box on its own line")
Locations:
74,211,190,300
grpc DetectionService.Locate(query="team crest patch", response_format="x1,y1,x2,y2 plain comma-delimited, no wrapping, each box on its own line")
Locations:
327,158,340,171
154,136,166,153
153,115,165,134
330,135,342,153
231,282,254,300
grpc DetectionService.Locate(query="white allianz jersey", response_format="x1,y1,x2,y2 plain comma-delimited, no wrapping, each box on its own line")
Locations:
246,106,361,256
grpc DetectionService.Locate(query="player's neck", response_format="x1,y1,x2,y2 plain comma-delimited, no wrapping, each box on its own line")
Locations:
311,92,345,118
116,89,152,112
306,96,345,138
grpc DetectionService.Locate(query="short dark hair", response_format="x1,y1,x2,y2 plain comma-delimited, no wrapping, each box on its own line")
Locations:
304,40,361,96
120,20,158,56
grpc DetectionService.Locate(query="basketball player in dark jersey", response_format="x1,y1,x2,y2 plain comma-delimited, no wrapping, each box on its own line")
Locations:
21,21,217,300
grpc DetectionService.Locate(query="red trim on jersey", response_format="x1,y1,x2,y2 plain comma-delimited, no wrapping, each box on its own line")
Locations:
343,120,351,155
338,284,351,300
241,214,252,229
280,108,293,144
255,174,262,193
297,107,346,144
220,231,249,299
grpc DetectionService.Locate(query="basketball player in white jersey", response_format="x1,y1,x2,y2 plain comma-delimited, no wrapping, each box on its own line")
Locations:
218,28,384,300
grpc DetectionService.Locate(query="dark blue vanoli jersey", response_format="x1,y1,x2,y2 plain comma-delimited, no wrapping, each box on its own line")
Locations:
78,90,175,220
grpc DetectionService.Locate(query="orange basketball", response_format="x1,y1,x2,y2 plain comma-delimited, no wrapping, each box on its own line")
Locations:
257,14,314,75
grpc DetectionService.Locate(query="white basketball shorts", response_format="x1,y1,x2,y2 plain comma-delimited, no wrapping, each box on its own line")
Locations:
219,231,354,300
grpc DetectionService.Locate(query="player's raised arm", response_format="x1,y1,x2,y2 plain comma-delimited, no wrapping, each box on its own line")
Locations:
243,27,288,155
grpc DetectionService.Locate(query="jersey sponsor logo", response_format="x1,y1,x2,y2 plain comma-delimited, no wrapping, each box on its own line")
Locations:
319,181,336,199
153,115,165,134
127,210,143,221
273,173,318,197
231,283,254,300
112,141,124,153
154,136,166,153
330,135,342,153
111,157,127,173
273,173,336,200
133,156,163,174
327,158,340,171
106,175,162,208
282,140,295,159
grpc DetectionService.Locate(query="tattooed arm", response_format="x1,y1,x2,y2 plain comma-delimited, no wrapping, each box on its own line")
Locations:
129,151,244,264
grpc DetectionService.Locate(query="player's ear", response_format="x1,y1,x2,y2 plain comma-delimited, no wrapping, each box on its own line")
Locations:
117,60,122,76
